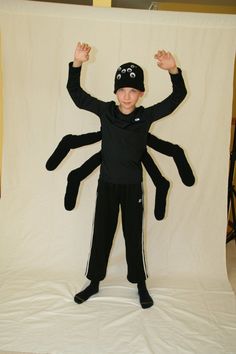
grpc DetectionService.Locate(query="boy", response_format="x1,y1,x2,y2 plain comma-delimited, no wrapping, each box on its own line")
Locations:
67,42,187,309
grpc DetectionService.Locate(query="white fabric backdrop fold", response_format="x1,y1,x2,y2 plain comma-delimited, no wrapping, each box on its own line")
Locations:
0,1,235,353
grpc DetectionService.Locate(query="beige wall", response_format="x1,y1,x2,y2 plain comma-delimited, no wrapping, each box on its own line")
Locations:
0,34,3,196
159,2,236,119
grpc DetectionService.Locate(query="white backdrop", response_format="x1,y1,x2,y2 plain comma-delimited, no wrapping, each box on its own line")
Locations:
0,1,236,353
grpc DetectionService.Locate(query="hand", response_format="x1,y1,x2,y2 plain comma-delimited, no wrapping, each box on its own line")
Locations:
73,42,91,67
154,50,178,74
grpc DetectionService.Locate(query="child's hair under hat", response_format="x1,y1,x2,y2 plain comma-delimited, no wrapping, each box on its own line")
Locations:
114,62,145,93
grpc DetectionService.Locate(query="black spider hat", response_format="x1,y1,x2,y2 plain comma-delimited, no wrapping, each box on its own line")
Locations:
114,62,145,93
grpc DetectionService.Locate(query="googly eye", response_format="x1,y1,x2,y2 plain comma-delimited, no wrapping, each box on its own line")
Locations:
118,67,122,71
121,69,126,73
116,74,121,80
127,68,132,73
130,72,136,78
131,65,136,68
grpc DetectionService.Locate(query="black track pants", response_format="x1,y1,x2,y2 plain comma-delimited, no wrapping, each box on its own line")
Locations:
86,180,148,283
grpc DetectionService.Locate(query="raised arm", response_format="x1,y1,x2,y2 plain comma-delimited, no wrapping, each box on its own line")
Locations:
72,42,91,68
66,42,106,116
146,50,187,123
155,50,178,74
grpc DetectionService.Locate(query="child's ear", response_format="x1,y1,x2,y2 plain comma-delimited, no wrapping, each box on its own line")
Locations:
140,92,144,98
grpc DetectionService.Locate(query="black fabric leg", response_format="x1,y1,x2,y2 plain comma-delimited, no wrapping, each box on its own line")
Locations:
46,135,72,171
142,151,170,220
154,178,170,220
147,133,195,186
173,145,195,186
69,131,102,148
46,131,101,171
64,152,101,210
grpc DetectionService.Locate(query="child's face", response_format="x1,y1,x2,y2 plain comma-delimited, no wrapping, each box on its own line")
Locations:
116,87,144,114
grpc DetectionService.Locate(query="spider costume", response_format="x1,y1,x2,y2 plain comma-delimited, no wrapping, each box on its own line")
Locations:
46,131,195,220
47,56,194,308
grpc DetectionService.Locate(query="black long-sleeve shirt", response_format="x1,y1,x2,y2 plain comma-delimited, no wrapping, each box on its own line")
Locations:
67,63,187,184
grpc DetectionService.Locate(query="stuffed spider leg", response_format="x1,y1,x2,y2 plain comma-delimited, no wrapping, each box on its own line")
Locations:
65,151,101,210
147,133,195,186
46,131,101,171
46,131,192,219
64,145,171,218
142,150,170,220
46,131,102,210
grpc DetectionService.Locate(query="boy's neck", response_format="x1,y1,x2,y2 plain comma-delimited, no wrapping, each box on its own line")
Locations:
118,105,136,115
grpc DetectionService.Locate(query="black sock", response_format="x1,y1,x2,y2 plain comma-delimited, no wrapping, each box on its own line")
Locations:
154,178,170,220
137,281,154,309
74,281,99,304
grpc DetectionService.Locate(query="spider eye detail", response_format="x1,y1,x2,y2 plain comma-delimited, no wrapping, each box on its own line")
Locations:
121,69,126,73
116,74,121,80
130,72,136,78
127,68,132,73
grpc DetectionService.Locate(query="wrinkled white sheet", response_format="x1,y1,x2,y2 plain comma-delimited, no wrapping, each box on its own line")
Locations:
0,1,236,353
